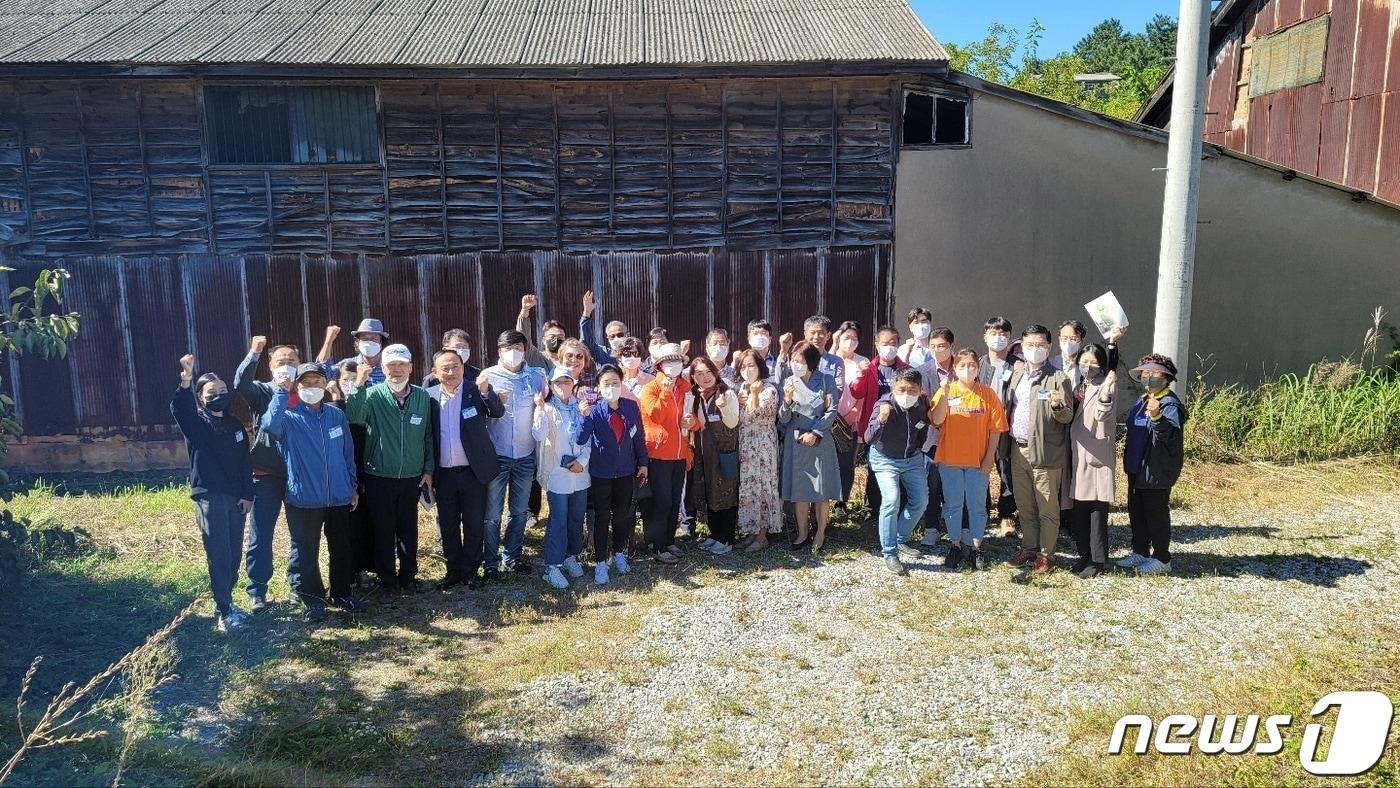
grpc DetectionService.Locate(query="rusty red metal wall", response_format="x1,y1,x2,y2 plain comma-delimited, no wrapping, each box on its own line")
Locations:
1201,0,1400,203
4,245,891,440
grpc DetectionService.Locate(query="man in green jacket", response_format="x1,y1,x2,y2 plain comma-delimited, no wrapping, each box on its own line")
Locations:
347,344,435,594
1002,324,1075,575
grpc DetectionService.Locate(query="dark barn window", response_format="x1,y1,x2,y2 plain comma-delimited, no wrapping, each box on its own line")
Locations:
901,91,969,147
206,85,379,165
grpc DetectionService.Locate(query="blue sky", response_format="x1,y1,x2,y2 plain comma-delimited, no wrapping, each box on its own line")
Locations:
910,1,1184,57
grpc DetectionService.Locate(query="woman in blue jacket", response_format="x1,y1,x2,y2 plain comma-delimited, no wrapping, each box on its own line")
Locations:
170,354,254,633
1117,354,1189,576
263,363,360,620
577,365,649,585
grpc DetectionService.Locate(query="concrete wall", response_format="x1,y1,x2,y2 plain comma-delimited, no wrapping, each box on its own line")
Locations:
893,89,1400,382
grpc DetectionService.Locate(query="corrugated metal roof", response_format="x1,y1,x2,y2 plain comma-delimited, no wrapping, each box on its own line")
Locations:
0,0,947,66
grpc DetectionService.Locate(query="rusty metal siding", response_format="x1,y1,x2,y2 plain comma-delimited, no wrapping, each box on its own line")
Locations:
1194,0,1400,203
65,256,133,428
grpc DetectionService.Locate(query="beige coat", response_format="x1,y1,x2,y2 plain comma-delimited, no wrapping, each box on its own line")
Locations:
1070,377,1116,503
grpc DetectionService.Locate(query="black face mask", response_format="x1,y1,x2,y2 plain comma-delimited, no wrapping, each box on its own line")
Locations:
204,393,231,413
545,337,563,352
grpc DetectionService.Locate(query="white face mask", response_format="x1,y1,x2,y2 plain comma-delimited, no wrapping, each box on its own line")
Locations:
359,340,382,358
454,347,470,363
499,348,525,368
661,362,683,378
955,367,978,383
1061,340,1082,358
707,344,729,363
986,335,1010,352
789,361,809,377
839,337,858,352
1023,346,1049,365
877,344,898,362
749,334,771,351
273,364,296,383
600,384,622,403
933,347,952,364
741,366,760,382
386,379,409,394
609,337,626,352
552,383,573,401
343,382,358,397
299,386,325,405
619,356,641,371
910,323,932,340
894,392,918,410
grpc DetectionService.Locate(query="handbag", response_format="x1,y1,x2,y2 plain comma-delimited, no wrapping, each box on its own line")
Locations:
718,450,739,480
830,416,857,454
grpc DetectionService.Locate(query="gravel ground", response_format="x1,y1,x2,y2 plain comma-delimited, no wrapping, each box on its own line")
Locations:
445,497,1400,787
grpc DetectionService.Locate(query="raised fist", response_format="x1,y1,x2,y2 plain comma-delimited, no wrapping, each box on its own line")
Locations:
250,336,267,353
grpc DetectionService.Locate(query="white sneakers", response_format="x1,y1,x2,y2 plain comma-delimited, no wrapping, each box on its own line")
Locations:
544,565,569,589
697,538,732,555
595,563,609,586
562,555,585,578
1116,553,1150,568
1137,558,1172,575
613,553,631,574
216,608,248,632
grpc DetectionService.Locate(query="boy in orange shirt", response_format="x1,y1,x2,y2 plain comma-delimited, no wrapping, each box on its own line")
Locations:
930,348,1008,570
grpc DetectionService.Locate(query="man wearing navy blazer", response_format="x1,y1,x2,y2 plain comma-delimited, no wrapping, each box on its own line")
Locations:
426,349,504,589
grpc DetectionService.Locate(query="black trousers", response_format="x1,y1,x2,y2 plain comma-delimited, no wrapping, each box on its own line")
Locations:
285,504,353,606
707,506,738,546
436,467,489,581
364,474,421,589
836,439,857,506
1127,474,1173,563
529,479,543,517
644,459,687,552
995,452,1017,520
590,475,636,561
1071,499,1110,565
348,493,376,574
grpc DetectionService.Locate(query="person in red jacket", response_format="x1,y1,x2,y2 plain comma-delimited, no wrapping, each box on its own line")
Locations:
848,325,908,521
638,343,699,563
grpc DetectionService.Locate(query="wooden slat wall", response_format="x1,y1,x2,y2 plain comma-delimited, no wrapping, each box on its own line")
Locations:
0,75,900,255
3,245,891,439
1202,0,1400,203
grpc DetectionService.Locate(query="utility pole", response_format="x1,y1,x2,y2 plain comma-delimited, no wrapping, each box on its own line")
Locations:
1153,0,1213,381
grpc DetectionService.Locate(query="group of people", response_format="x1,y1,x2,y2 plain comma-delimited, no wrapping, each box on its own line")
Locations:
171,293,1189,633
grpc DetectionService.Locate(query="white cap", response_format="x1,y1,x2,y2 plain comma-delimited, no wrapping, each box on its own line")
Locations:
548,366,575,382
381,344,412,364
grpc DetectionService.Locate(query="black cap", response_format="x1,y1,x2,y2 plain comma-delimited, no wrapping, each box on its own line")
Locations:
294,362,326,383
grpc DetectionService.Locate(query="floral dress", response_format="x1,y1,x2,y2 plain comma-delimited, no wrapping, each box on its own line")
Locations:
737,381,782,535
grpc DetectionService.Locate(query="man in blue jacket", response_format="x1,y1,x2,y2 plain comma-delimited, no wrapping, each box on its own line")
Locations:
263,363,361,621
1118,354,1189,576
427,349,505,590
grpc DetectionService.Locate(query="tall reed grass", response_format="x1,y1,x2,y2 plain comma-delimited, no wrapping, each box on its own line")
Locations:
1187,308,1400,462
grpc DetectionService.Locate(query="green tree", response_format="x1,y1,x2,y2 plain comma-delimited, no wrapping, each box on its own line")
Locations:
0,268,79,489
951,15,1179,120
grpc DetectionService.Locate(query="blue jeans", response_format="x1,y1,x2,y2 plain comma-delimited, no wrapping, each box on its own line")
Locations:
485,454,536,567
868,448,929,557
244,474,285,600
940,465,989,547
544,489,588,566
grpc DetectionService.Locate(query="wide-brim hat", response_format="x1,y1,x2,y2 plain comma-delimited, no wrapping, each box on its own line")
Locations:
355,318,389,338
1130,361,1175,380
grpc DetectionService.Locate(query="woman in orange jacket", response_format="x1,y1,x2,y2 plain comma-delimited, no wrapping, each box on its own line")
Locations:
638,343,700,563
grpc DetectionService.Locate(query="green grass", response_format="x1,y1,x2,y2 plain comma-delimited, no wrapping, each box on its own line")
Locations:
1188,362,1400,463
